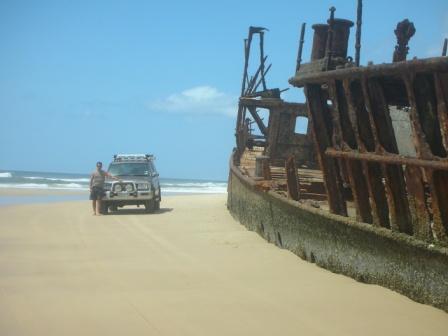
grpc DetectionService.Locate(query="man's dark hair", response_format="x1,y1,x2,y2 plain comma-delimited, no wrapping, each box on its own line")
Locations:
96,161,102,166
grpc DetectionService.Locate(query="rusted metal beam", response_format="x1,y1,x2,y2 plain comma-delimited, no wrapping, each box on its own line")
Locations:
403,73,434,159
365,78,398,153
404,166,432,241
413,74,447,157
342,80,365,149
259,31,267,91
247,106,268,136
326,81,350,191
329,80,372,223
252,64,272,93
401,73,443,241
235,112,251,164
325,148,448,169
327,81,344,148
403,73,448,240
246,88,284,99
366,162,391,228
325,7,336,71
434,73,448,150
296,23,306,73
241,38,250,96
343,79,389,226
427,169,448,242
286,156,300,201
355,0,362,66
362,78,412,233
360,77,382,151
401,71,440,239
289,57,448,88
245,56,269,95
429,72,448,242
381,162,413,234
305,84,347,215
239,98,308,116
357,78,391,227
266,107,280,160
236,39,249,133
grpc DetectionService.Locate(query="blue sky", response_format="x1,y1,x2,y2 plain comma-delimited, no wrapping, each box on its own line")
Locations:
0,0,447,180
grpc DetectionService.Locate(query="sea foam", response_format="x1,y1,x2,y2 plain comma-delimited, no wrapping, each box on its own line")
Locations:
0,183,88,190
0,170,227,194
24,176,90,182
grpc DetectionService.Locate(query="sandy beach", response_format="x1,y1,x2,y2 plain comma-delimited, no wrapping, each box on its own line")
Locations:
0,188,87,197
0,192,447,336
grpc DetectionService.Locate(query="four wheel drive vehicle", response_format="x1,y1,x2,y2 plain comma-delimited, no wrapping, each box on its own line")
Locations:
101,154,161,214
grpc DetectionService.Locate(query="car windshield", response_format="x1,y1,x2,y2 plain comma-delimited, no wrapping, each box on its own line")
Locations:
108,163,150,176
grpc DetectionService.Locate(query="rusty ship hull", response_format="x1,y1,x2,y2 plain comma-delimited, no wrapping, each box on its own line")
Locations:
227,3,448,312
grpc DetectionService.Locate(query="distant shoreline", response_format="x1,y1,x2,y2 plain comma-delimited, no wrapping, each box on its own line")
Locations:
0,169,228,196
0,169,227,183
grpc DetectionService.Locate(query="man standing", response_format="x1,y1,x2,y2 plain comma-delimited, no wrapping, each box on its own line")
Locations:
90,161,120,215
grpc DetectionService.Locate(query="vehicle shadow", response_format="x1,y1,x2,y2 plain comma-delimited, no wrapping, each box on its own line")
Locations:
106,207,173,216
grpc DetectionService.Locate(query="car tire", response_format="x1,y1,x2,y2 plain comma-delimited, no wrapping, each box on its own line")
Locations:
101,202,109,215
144,200,155,213
154,200,160,211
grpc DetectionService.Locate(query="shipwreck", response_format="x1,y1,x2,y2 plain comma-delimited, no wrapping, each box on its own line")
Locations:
227,1,448,311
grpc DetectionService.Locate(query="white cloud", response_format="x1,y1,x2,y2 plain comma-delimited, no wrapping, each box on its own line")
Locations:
149,86,237,117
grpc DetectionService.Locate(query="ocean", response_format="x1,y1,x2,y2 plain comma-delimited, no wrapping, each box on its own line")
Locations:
0,170,227,205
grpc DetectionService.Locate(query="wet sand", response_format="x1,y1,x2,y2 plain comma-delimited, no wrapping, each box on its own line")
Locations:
0,188,86,197
0,193,447,335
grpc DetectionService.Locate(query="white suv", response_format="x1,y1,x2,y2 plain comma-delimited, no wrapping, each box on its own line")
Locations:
102,154,161,213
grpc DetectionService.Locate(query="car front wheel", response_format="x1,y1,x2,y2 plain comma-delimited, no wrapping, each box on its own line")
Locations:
144,200,155,213
101,201,109,215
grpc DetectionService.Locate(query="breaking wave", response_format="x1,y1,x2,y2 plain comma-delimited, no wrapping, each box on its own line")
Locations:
162,186,227,194
24,176,90,182
0,170,227,194
0,183,88,190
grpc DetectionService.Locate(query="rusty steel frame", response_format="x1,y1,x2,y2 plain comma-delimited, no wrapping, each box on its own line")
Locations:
285,156,301,201
296,23,306,73
235,26,314,170
287,6,448,243
295,60,448,243
325,149,448,170
235,5,448,245
354,0,362,66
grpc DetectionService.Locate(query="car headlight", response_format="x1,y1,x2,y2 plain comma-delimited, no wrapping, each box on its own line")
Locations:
114,184,122,192
125,184,134,192
137,183,150,190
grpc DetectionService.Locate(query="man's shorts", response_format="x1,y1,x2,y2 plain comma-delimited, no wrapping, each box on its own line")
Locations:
90,186,105,200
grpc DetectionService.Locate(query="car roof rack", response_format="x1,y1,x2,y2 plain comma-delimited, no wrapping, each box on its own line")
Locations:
113,154,155,162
